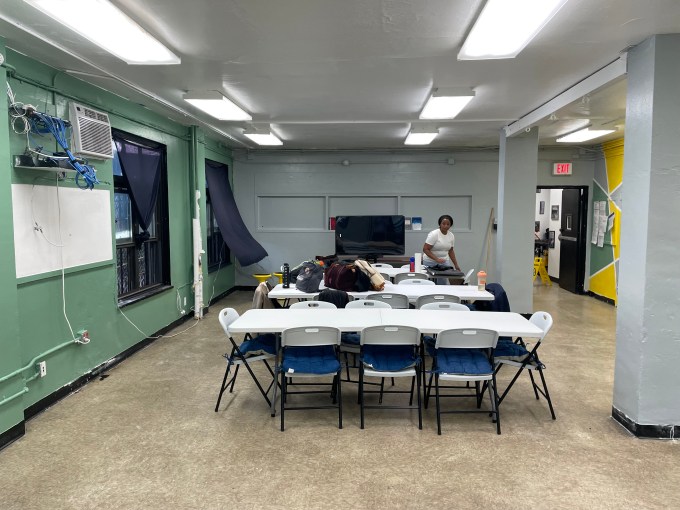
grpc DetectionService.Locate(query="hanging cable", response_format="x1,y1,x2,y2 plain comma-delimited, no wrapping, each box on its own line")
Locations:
27,109,100,189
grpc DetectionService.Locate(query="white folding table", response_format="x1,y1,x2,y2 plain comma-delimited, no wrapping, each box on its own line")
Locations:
267,282,493,304
228,308,542,415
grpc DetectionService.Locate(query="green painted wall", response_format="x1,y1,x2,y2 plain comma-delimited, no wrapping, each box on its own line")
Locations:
0,40,23,436
0,48,233,439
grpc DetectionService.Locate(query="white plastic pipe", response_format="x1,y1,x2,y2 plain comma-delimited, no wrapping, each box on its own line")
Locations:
193,191,204,319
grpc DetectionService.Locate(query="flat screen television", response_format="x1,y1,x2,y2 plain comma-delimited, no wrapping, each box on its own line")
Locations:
335,215,405,257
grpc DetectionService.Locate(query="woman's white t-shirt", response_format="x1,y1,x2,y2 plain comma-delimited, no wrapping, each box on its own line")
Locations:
423,228,455,264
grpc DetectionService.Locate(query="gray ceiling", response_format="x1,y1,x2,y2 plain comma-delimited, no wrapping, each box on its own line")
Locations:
1,0,680,150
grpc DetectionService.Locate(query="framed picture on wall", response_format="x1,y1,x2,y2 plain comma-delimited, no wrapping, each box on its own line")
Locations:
551,205,560,220
549,230,556,249
539,201,545,214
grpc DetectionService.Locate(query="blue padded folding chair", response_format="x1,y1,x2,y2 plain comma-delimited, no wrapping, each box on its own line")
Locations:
339,299,393,397
280,326,343,431
419,301,470,402
215,308,277,411
426,328,501,435
493,311,556,419
359,325,422,429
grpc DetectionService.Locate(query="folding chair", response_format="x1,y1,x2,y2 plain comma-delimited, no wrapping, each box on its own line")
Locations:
289,300,337,309
365,292,410,309
359,325,422,429
215,308,277,411
419,302,470,396
279,326,343,431
394,272,429,284
372,263,393,268
397,278,435,286
493,311,556,419
426,328,501,435
415,294,461,308
340,299,392,388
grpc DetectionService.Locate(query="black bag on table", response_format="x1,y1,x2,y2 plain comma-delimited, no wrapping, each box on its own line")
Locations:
295,261,324,293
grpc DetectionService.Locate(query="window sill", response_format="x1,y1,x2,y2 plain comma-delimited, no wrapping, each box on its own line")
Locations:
118,284,172,308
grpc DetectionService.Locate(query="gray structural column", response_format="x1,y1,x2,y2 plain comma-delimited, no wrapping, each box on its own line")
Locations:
613,34,680,437
496,128,538,313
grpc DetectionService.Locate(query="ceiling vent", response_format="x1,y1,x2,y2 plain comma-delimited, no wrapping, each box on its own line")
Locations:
69,102,113,159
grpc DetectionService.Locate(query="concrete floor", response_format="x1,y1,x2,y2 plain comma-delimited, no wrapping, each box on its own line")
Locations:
1,285,679,509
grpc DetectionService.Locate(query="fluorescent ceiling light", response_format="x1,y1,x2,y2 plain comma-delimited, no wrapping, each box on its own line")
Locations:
556,128,615,143
22,0,180,65
458,0,570,60
419,89,475,119
184,91,252,121
404,129,438,145
244,132,283,146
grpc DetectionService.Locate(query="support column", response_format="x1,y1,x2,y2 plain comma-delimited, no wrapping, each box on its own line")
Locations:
613,34,680,437
496,128,538,313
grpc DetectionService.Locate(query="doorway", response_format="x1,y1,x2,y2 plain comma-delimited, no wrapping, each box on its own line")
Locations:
535,186,589,294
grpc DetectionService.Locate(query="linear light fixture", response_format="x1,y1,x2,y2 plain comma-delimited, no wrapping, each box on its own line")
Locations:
419,88,475,119
244,130,283,146
404,127,439,145
22,0,180,65
183,91,252,121
458,0,570,60
556,127,615,143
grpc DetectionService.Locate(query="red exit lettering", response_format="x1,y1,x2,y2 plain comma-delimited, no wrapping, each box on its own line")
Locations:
553,162,572,175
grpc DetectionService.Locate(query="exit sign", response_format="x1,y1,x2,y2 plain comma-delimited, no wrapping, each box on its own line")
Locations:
553,162,572,175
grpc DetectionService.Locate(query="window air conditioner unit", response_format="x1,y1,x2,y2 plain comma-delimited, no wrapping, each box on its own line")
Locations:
69,102,113,159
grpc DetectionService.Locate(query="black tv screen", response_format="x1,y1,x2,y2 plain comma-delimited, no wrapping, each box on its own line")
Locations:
335,215,405,256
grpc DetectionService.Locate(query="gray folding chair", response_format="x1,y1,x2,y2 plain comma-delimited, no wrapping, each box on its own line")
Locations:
493,311,556,419
289,300,337,309
340,299,392,389
280,326,343,430
416,294,461,308
359,325,422,429
365,292,410,309
397,279,435,286
426,328,501,435
394,272,429,284
215,308,277,411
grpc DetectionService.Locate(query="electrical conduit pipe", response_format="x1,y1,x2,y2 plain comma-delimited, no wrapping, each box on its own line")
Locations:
0,338,82,407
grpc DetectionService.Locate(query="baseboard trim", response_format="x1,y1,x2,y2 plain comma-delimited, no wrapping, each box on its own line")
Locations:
9,286,249,443
24,310,198,422
208,286,250,306
588,291,616,306
0,421,26,451
612,407,680,439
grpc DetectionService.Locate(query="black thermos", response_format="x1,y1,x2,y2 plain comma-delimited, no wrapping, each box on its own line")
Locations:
282,263,290,288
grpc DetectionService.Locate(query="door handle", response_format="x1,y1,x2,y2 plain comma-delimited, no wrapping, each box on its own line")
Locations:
559,235,577,242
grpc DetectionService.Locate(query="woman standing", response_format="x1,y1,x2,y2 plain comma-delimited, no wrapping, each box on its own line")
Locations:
422,214,461,272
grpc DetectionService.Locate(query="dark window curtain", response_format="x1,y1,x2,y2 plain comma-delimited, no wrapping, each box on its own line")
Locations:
205,160,268,266
112,131,163,236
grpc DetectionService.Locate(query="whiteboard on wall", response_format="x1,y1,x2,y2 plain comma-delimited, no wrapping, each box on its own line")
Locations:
12,184,113,278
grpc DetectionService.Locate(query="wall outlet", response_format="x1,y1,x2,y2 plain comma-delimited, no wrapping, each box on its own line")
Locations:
38,361,47,377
